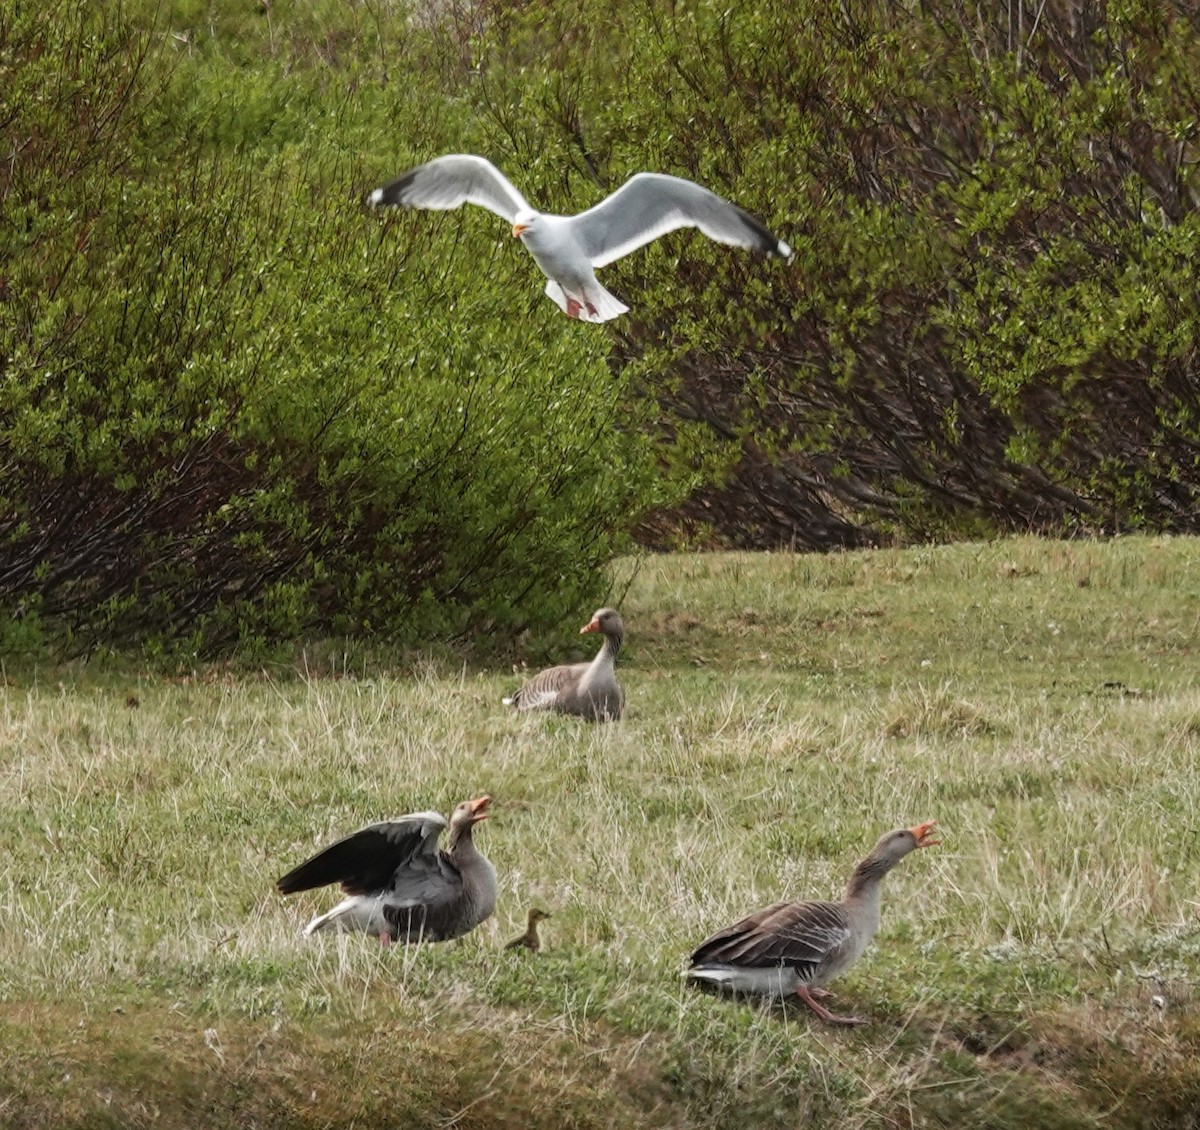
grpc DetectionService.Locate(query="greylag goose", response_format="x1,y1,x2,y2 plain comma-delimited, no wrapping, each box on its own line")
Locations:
505,907,551,952
503,608,625,722
367,154,792,322
687,821,939,1025
275,796,497,945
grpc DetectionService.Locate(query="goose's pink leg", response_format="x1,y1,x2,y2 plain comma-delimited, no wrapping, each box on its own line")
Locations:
795,985,865,1026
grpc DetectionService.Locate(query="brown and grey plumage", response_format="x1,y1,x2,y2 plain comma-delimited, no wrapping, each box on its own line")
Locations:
505,907,551,952
275,796,496,945
687,821,939,1025
503,608,625,722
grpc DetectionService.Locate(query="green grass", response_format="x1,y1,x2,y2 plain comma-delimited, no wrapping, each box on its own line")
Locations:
3,537,1200,1128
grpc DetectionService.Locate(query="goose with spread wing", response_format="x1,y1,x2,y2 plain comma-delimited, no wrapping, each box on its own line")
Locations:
503,607,625,722
687,822,939,1025
275,796,496,945
367,154,793,322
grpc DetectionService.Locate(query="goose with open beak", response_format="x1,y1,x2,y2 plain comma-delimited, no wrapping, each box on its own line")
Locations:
687,822,939,1025
275,796,497,945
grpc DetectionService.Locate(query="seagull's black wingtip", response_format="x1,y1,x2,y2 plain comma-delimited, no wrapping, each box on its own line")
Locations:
367,168,419,209
735,204,792,261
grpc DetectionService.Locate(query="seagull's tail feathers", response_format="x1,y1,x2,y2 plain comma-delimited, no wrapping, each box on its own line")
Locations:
544,280,628,323
583,283,629,323
543,280,571,316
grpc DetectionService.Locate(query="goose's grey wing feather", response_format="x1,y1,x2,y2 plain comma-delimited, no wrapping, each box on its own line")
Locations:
689,900,852,979
569,173,792,269
508,661,588,711
368,154,531,223
275,812,447,896
380,842,471,942
385,848,464,909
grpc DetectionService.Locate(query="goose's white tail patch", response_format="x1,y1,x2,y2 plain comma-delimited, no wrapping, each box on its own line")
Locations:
686,963,799,997
303,895,385,937
543,280,628,323
686,965,739,986
513,687,561,711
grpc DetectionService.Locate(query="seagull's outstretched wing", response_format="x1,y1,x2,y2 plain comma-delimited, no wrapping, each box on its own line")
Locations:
569,173,793,269
368,154,531,224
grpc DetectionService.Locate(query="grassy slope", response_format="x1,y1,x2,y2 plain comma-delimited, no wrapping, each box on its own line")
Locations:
2,537,1199,1128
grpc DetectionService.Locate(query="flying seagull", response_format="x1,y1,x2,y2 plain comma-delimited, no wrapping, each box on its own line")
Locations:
367,154,793,322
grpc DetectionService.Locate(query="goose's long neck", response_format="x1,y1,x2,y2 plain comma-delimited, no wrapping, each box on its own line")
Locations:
448,823,481,863
447,826,497,910
594,625,623,668
842,855,895,935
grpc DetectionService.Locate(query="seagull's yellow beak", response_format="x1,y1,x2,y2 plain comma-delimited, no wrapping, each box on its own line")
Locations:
512,223,529,238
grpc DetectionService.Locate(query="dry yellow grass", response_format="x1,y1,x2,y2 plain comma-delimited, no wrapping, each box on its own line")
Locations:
2,537,1199,1128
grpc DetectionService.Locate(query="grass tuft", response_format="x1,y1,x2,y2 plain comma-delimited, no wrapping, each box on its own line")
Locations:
2,537,1200,1127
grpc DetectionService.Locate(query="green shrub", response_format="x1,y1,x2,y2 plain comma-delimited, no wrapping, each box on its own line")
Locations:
461,0,1200,546
0,2,674,656
6,0,1200,657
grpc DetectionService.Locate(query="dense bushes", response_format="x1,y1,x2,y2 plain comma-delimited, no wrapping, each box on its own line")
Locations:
463,0,1200,546
0,3,669,655
4,0,1200,655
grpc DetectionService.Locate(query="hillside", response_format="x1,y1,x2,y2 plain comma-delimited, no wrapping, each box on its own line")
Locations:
2,538,1199,1128
5,2,1200,655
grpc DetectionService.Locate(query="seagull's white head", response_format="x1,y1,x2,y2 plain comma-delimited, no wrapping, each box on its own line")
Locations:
511,209,539,240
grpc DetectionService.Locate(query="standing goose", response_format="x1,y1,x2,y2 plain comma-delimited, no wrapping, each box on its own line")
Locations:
687,821,939,1025
275,796,496,945
503,608,625,722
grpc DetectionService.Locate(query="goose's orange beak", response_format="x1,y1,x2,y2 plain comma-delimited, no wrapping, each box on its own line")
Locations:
467,795,492,822
512,223,529,238
580,617,601,634
909,820,939,847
